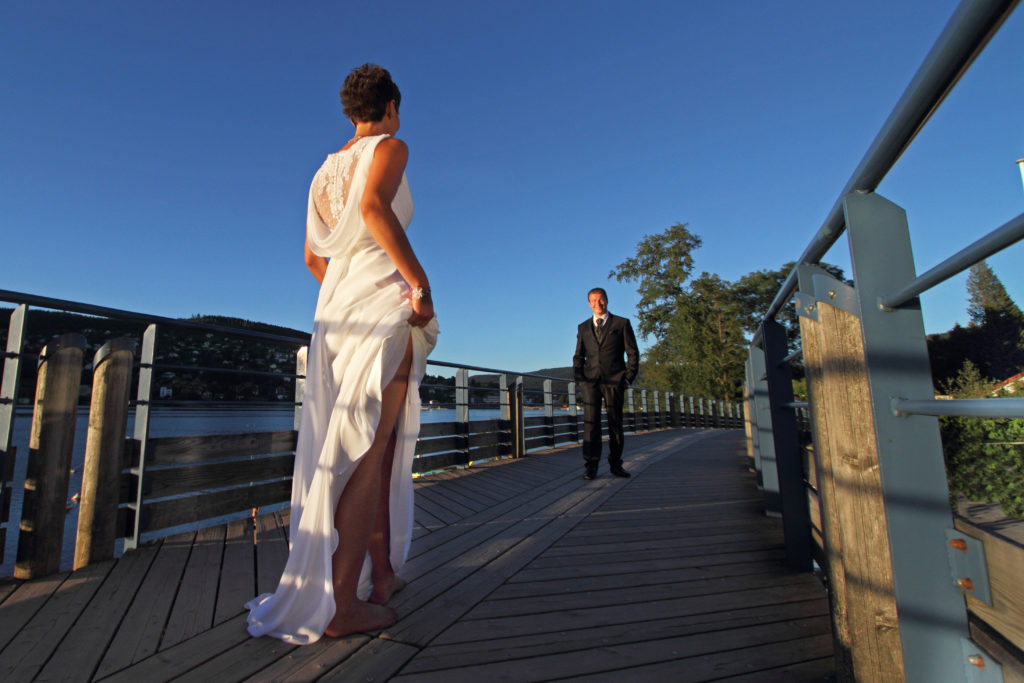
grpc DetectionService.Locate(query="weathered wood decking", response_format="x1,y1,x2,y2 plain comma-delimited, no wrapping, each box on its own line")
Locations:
0,429,834,682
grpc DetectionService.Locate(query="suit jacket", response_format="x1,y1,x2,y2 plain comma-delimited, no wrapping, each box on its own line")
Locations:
573,313,640,386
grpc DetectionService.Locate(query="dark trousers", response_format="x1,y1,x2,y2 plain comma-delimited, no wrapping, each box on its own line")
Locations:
580,380,625,470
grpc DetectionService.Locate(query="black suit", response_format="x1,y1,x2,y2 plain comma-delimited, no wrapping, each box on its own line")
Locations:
573,313,640,471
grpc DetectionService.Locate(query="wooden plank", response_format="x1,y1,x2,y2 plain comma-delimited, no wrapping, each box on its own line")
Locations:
489,558,789,600
468,571,812,620
417,421,458,438
255,510,289,596
142,479,291,533
239,634,371,682
385,478,623,644
405,599,828,673
145,430,297,466
433,579,827,645
415,483,485,517
215,518,256,625
410,489,464,525
0,571,68,652
807,302,901,680
95,532,196,676
956,517,1024,653
420,474,498,509
99,614,256,682
320,637,419,682
412,451,470,473
162,524,227,648
0,560,112,681
142,453,293,499
414,435,465,456
35,544,159,681
393,615,831,682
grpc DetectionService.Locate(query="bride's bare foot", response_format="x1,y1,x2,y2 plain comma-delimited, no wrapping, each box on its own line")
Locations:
369,575,408,605
324,600,397,638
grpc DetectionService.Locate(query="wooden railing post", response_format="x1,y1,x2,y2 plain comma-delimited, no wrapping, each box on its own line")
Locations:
1,304,28,563
75,338,135,569
15,333,86,579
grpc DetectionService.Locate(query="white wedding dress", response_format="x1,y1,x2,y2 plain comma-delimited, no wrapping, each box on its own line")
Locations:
245,134,438,644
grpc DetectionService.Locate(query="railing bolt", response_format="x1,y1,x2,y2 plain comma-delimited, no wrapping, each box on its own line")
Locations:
828,290,835,299
949,538,967,552
957,577,974,591
967,654,985,669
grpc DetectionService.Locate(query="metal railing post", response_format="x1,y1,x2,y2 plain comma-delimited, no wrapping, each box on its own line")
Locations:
748,345,778,510
294,346,307,431
543,379,553,447
0,304,27,563
762,319,812,570
568,380,578,442
840,192,977,680
126,324,157,551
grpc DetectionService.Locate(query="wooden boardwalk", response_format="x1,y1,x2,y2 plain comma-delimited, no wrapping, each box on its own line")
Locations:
0,429,834,682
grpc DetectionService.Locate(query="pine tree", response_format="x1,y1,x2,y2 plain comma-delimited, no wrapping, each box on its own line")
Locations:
962,261,1024,380
966,261,1022,326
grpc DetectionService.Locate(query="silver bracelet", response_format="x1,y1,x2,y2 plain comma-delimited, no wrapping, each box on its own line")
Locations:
411,287,431,300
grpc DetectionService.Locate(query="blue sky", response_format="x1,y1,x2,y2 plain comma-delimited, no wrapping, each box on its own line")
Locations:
2,1,1022,374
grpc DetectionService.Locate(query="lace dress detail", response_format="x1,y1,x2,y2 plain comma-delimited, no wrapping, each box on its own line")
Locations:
245,133,437,645
310,138,371,229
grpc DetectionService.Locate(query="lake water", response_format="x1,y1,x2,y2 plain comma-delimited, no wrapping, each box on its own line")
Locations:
0,405,552,576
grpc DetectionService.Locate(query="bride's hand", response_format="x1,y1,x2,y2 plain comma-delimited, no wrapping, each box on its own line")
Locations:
408,293,434,328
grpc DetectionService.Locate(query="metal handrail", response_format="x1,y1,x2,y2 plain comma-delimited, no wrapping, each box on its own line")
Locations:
892,397,1024,418
879,211,1024,309
0,288,309,345
760,0,1019,330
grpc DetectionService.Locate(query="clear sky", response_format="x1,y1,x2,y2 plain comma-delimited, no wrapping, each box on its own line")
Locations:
2,1,1022,375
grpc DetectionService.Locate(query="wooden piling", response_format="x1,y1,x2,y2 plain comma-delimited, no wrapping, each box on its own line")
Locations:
801,299,904,681
75,338,135,569
15,333,87,579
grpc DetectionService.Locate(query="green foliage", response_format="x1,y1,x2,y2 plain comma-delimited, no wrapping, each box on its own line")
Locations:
610,225,845,401
929,262,1024,387
940,360,1024,517
732,261,845,354
966,260,1023,326
609,223,701,339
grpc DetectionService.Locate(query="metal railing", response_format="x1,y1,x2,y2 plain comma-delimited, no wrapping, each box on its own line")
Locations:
744,1,1022,681
0,287,741,579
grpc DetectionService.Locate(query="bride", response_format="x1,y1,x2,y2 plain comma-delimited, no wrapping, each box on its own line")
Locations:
246,64,438,643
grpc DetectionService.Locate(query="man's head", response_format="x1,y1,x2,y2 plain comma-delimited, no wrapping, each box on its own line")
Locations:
587,288,608,317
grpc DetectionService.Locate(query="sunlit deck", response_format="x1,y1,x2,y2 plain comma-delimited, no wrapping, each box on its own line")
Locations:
0,429,833,682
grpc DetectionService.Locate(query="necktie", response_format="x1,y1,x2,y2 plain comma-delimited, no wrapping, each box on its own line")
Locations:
596,318,604,340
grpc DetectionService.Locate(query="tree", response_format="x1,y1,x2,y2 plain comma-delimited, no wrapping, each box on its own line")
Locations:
966,261,1022,326
963,261,1024,380
609,223,701,339
940,360,1024,517
732,261,845,354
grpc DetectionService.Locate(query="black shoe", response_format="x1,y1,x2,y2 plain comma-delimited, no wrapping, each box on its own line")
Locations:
610,467,631,478
583,467,597,480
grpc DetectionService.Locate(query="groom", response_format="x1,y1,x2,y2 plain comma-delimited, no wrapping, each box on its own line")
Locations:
572,287,640,480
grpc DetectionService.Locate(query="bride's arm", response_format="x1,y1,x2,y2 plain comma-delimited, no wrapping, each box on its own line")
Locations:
361,137,434,325
304,236,328,284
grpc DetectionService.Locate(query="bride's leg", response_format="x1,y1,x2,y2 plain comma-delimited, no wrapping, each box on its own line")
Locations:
368,432,406,604
324,339,413,637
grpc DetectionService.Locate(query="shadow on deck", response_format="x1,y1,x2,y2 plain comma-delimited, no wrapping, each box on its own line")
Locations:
0,429,834,682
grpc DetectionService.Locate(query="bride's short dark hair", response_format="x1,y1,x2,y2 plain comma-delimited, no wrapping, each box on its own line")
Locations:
340,64,402,122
